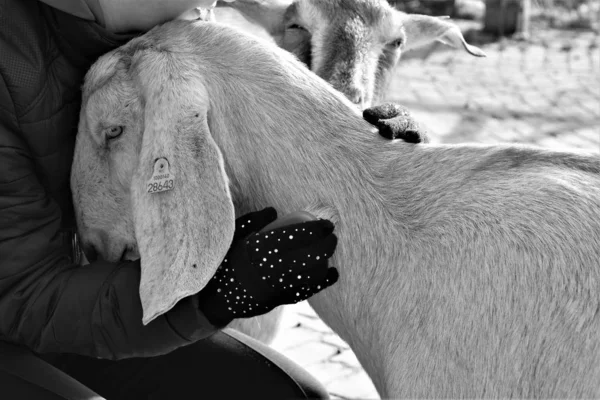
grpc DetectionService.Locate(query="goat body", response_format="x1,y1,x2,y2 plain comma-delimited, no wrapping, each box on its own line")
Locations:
75,21,600,398
211,0,486,344
232,139,600,397
220,107,600,398
200,23,600,398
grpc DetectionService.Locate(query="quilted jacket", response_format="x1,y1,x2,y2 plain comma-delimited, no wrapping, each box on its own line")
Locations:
0,0,220,360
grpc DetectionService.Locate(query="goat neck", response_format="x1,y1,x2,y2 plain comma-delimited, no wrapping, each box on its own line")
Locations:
202,52,414,397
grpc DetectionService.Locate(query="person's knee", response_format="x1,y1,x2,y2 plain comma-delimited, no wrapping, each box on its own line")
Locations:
35,331,330,400
220,328,329,399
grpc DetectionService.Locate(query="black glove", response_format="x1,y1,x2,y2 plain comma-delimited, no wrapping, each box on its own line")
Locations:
198,207,339,326
363,103,430,143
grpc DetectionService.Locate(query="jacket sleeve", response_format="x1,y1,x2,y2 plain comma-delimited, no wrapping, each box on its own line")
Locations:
0,81,223,360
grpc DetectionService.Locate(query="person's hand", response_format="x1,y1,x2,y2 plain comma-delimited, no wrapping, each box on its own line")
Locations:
198,208,339,325
363,103,430,143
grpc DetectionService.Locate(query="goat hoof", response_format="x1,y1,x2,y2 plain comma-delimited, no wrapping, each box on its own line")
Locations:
395,129,422,143
363,103,408,125
379,117,429,144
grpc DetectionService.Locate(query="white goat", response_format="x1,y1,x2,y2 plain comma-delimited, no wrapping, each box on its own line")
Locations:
72,20,600,398
213,0,485,107
212,0,488,343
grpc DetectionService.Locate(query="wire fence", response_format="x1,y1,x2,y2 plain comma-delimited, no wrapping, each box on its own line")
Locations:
389,0,599,32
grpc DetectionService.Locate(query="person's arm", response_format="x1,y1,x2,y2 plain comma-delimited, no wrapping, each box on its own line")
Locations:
0,80,223,360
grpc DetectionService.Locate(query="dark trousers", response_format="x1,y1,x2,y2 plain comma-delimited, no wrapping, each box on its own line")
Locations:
0,329,328,400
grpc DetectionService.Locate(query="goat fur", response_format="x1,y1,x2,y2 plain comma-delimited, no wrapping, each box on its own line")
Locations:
73,20,600,398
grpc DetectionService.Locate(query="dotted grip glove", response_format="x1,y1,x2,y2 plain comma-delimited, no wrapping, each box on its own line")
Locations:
198,208,339,326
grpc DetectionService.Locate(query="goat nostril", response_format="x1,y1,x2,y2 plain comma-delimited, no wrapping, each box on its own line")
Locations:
343,87,364,106
82,243,99,263
351,93,365,107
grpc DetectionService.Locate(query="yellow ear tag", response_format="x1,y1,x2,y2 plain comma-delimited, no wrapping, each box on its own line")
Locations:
147,158,176,194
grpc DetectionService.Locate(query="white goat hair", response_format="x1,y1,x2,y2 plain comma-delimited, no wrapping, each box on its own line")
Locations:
210,0,486,343
213,0,485,107
72,21,600,398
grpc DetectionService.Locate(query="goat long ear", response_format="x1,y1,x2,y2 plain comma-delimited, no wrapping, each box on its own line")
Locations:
400,14,486,57
130,51,235,325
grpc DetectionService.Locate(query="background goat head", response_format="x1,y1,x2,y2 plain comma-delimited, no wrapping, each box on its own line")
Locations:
216,0,485,107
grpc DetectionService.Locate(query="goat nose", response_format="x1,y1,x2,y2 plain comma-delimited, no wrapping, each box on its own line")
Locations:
82,243,99,263
346,88,364,107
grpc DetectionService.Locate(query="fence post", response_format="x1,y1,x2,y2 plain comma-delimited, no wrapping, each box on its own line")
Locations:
483,0,531,37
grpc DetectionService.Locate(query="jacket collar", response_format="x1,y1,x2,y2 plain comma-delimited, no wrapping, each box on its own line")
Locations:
41,3,139,69
38,0,96,20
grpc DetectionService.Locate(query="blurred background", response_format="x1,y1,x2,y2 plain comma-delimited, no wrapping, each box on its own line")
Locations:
392,0,598,33
271,1,599,398
386,0,599,152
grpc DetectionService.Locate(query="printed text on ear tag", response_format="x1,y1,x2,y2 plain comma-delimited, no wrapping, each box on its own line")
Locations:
147,157,176,194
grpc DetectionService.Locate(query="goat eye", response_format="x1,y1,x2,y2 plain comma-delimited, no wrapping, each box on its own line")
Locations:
389,38,404,49
287,23,307,31
104,126,124,139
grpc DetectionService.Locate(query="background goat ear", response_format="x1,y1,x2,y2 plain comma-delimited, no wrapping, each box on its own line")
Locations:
131,62,235,325
400,14,486,57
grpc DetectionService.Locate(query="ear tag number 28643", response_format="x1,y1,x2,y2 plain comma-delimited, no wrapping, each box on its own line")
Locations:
147,157,176,194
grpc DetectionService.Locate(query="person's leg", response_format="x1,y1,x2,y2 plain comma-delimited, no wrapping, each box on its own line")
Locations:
42,328,329,400
0,341,104,400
